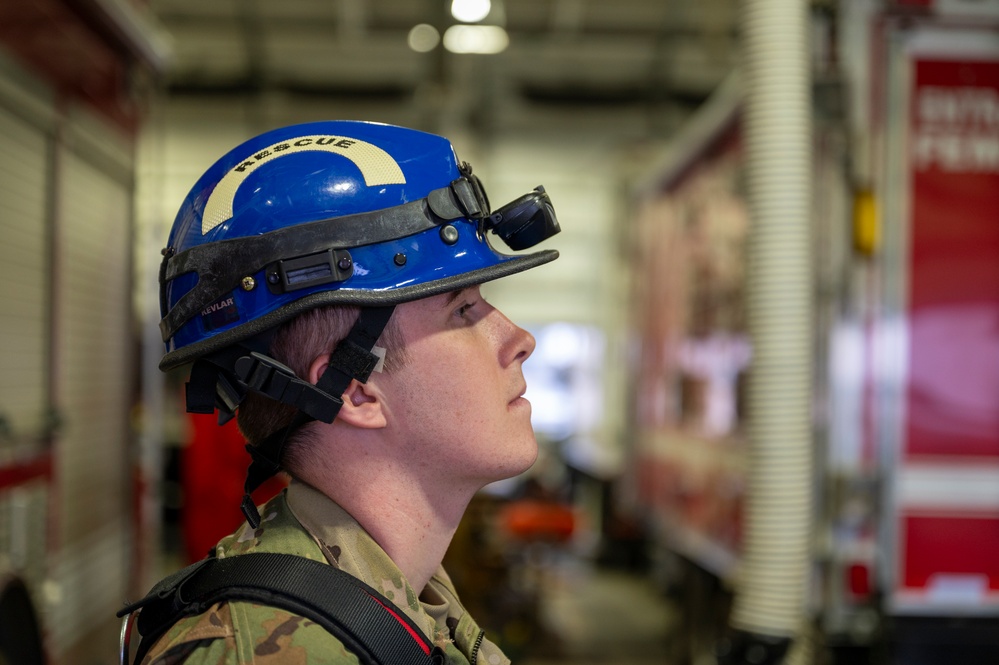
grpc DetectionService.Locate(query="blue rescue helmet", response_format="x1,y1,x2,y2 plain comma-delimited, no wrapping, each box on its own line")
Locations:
157,121,560,526
160,120,559,370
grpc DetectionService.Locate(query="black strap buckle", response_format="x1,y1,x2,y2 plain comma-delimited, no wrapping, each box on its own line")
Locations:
235,352,341,424
427,175,489,221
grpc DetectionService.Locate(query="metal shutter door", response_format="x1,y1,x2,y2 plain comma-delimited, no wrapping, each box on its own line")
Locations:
0,104,48,438
0,97,51,648
48,138,132,657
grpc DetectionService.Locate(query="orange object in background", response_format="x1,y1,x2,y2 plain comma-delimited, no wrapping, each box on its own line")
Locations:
499,499,576,544
182,413,288,563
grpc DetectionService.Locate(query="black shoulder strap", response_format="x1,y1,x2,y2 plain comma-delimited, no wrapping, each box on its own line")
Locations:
118,553,444,665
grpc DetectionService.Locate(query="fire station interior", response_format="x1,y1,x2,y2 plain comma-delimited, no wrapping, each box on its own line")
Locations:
1,1,998,664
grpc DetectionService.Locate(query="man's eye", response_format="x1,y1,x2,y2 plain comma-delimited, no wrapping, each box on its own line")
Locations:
454,300,480,318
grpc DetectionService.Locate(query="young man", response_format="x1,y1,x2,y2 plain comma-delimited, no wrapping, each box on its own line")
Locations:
122,121,560,664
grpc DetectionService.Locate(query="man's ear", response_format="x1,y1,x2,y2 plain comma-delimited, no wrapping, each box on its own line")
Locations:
338,379,387,428
308,355,387,429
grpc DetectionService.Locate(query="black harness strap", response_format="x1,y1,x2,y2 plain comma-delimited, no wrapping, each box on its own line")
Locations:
179,307,397,528
186,344,341,425
318,305,396,395
239,306,396,528
118,553,443,665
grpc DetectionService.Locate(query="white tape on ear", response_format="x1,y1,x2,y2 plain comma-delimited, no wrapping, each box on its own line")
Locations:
371,345,387,373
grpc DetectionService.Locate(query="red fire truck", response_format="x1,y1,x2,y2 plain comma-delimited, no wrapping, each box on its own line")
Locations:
628,3,999,662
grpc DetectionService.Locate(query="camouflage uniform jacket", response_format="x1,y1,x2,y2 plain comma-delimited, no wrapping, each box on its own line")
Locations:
142,481,510,665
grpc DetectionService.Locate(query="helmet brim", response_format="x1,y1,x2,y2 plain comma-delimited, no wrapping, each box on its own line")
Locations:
158,248,558,371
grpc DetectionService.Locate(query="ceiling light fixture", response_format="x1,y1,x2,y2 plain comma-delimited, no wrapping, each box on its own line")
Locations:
407,24,440,52
451,0,492,23
442,24,509,54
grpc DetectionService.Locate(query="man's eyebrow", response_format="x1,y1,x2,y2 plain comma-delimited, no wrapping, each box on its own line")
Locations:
443,288,472,306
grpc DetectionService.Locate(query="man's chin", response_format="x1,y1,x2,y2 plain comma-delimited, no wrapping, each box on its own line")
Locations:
509,436,540,478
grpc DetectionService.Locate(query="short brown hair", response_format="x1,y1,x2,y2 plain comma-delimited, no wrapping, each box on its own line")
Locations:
236,305,405,472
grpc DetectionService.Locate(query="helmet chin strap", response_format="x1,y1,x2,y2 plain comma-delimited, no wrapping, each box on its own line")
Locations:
237,305,396,528
199,305,396,529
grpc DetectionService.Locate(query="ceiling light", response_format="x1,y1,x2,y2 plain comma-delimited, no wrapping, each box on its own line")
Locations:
451,0,492,23
443,24,508,54
407,24,440,52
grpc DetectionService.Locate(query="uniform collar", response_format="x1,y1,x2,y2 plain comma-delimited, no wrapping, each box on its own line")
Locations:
285,480,509,664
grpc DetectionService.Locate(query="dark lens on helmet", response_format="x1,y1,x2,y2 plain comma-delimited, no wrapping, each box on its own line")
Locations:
488,187,560,251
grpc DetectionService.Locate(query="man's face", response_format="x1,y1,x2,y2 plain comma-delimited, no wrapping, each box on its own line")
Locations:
377,285,538,489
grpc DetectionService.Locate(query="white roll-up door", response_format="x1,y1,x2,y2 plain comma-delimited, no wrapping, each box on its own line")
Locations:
0,37,139,665
54,146,131,542
47,121,134,657
0,94,52,632
0,104,48,439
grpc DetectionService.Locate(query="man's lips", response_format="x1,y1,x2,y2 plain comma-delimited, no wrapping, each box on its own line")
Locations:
509,385,527,405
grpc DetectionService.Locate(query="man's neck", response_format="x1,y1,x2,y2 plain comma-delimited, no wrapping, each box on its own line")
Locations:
297,446,476,594
354,487,466,595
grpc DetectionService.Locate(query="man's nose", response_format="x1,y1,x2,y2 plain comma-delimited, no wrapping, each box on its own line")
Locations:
494,310,535,366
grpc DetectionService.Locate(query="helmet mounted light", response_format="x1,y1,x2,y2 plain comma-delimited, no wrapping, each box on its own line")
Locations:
484,186,559,251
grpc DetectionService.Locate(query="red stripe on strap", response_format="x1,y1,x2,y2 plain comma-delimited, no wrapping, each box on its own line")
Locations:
364,592,432,655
